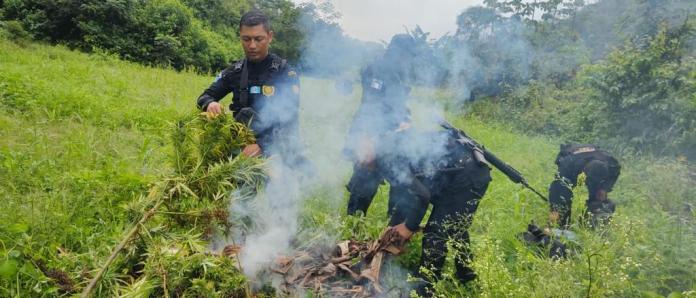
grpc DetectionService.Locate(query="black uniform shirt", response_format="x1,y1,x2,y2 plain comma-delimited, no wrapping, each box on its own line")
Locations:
555,144,621,193
196,53,300,150
393,131,489,230
344,60,412,159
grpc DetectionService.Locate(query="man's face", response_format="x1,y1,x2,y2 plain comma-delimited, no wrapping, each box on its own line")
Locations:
240,24,273,62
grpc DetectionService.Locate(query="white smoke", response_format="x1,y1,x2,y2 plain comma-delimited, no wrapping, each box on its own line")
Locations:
224,0,483,291
237,158,302,276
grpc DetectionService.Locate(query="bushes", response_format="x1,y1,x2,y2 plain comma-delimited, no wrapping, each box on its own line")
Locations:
0,20,30,42
0,0,82,42
468,21,696,160
579,23,696,157
0,0,317,72
0,0,244,72
133,0,242,71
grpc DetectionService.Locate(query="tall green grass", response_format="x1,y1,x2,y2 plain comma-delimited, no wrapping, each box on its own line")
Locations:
0,39,213,296
1,37,695,297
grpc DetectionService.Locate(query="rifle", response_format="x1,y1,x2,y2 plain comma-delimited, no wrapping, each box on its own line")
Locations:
440,121,548,202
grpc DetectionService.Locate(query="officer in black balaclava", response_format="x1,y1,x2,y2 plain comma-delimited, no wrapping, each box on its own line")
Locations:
343,34,419,216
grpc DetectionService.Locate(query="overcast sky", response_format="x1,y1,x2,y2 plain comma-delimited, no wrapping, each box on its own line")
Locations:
292,0,484,42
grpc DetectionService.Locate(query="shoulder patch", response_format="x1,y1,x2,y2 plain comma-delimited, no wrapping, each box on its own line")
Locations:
270,58,281,71
571,146,596,155
262,85,275,96
231,60,244,72
370,78,384,91
288,70,297,77
269,54,289,72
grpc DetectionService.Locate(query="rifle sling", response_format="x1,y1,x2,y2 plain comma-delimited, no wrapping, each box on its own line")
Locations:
239,59,249,107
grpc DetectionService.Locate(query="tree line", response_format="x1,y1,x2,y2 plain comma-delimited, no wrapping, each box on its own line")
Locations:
0,0,374,74
2,0,694,158
446,0,696,159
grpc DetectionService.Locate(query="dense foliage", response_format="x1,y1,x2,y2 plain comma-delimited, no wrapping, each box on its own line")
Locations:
0,0,329,72
424,0,696,160
0,0,249,72
440,0,694,98
465,21,696,159
0,0,380,74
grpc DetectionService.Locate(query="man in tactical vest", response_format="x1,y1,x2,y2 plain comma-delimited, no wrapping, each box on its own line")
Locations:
196,10,303,165
548,143,621,228
382,127,492,296
343,34,417,216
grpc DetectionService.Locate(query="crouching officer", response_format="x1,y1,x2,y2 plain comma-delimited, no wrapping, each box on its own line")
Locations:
548,143,621,228
344,34,417,216
196,10,304,167
383,128,492,296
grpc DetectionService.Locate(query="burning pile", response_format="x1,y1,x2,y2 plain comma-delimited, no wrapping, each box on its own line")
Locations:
239,228,407,297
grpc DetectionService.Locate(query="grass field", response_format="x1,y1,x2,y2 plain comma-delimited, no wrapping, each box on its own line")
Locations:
1,38,695,297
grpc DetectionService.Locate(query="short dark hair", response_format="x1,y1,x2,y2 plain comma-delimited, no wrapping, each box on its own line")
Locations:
240,10,271,32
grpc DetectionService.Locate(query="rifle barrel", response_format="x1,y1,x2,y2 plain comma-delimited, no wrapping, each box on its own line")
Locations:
522,181,549,201
441,121,549,203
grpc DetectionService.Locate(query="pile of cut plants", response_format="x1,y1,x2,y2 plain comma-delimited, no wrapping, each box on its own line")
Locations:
49,112,267,297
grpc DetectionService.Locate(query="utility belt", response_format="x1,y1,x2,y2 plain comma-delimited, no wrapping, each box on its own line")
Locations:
431,158,477,176
414,145,483,180
440,140,482,171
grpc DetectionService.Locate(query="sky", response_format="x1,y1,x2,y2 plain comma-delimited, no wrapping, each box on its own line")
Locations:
292,0,484,42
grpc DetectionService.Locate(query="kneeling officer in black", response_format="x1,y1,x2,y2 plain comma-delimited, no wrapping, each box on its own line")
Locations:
196,10,302,163
548,143,621,228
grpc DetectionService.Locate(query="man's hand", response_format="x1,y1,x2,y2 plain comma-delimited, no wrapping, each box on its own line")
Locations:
392,223,414,240
595,189,608,201
356,137,376,167
206,101,223,115
549,211,560,224
242,144,262,157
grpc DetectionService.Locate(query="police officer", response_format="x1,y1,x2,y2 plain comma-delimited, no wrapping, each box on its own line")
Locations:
384,127,492,296
196,10,302,163
344,34,417,216
548,143,621,228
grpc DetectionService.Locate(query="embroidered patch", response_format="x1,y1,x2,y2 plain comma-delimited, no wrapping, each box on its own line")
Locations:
288,70,297,77
262,85,275,96
571,146,596,155
370,79,384,91
250,86,261,94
